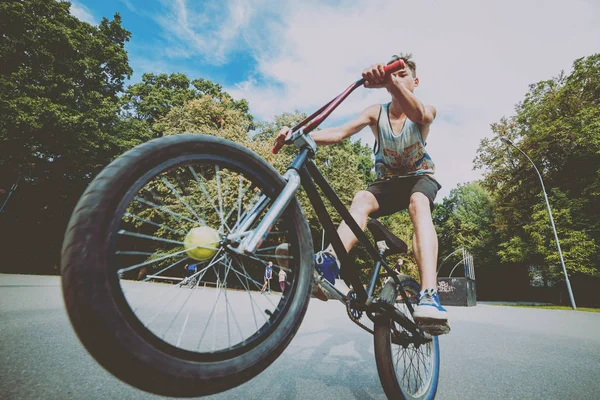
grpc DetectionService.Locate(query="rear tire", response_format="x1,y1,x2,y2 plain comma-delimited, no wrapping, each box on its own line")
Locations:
374,277,440,400
61,134,313,397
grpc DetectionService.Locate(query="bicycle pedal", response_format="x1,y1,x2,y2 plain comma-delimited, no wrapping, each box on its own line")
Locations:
369,297,393,307
414,319,451,336
312,272,345,302
311,278,329,302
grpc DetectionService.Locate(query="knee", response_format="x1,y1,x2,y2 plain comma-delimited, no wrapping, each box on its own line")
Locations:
350,191,378,215
408,193,431,217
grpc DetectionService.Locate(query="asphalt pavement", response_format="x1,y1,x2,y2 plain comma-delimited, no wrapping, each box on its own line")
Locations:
1,274,599,400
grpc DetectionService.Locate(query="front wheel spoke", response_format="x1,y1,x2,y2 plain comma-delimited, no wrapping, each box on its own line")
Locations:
223,182,251,233
231,258,278,310
215,165,224,227
177,275,204,347
224,177,252,230
160,176,205,224
224,295,244,345
214,165,234,234
161,278,200,340
230,192,264,233
196,280,226,351
142,257,191,282
229,263,265,293
237,174,245,222
118,248,191,274
223,270,245,345
134,196,197,224
124,212,186,235
118,229,220,250
238,252,292,273
231,262,262,330
253,253,293,260
222,259,234,347
139,261,217,326
118,230,185,246
144,286,187,329
116,251,155,256
188,166,221,221
194,253,231,351
131,252,224,315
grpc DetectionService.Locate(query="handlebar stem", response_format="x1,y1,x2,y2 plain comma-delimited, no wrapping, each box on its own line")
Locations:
290,128,318,154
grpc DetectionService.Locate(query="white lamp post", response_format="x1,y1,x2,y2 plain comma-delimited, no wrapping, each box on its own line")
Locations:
499,137,576,310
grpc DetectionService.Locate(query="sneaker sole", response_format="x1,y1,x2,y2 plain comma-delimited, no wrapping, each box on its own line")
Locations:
311,284,329,302
414,317,451,336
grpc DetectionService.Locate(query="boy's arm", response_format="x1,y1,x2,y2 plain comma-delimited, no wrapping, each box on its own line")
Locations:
363,65,436,126
386,75,436,126
276,104,379,146
310,104,379,145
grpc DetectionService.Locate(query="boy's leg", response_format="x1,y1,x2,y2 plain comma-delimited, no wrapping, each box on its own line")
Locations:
408,192,449,334
408,193,438,290
329,190,380,254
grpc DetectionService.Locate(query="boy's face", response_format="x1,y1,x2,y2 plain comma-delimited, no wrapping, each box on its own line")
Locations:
389,68,419,93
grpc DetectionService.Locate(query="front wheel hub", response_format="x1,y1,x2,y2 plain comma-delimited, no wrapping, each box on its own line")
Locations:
183,226,220,261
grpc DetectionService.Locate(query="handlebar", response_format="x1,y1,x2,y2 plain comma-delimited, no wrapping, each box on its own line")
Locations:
272,59,406,154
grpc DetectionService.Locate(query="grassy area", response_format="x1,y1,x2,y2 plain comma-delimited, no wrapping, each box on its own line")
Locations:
508,305,600,313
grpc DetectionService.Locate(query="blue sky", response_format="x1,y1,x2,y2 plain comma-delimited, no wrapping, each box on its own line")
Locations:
69,0,600,199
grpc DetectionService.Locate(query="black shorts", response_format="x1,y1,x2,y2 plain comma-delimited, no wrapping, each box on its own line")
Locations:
366,175,441,218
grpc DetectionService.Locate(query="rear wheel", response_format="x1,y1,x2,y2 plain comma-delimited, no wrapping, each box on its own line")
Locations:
374,277,440,400
61,134,313,397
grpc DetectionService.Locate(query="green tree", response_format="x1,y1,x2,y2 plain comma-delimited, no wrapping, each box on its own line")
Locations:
0,0,132,272
475,54,600,277
433,182,501,275
121,73,253,136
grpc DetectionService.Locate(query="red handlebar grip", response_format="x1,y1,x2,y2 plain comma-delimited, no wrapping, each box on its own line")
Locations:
272,136,285,154
383,59,406,74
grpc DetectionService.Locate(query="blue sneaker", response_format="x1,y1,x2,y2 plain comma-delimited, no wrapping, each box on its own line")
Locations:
311,251,340,301
314,251,339,285
413,289,451,335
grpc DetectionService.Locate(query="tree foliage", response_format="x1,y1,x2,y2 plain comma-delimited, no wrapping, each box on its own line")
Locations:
474,54,600,277
120,73,253,136
0,0,133,272
433,182,501,274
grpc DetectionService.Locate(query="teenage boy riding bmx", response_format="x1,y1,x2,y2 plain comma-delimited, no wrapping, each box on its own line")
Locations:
276,54,449,333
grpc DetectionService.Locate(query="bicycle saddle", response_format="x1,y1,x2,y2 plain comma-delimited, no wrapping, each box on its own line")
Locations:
367,219,408,256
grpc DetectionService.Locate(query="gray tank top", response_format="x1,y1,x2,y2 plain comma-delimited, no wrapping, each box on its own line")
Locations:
373,103,436,180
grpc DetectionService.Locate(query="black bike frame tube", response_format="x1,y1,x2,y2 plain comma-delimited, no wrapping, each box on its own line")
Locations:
306,160,381,261
289,147,311,171
367,259,382,297
298,166,368,302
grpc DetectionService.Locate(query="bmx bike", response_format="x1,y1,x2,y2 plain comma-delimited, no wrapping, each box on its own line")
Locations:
61,59,440,399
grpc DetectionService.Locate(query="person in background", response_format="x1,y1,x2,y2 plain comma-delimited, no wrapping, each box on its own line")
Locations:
260,262,273,294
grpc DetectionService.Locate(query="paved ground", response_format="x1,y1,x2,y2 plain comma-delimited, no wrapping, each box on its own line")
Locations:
1,274,599,399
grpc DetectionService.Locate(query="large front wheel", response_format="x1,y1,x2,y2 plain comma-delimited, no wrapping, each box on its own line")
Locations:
374,277,440,400
61,134,313,397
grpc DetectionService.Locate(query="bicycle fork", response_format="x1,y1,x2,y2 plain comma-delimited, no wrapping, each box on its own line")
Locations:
231,168,302,255
229,144,312,254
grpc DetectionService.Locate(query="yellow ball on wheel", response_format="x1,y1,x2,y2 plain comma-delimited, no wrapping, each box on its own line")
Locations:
184,226,220,261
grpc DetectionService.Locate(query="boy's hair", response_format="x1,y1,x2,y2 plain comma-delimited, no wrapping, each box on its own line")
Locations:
388,53,416,77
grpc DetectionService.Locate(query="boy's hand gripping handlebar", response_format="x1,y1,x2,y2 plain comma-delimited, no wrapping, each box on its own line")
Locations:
272,59,405,154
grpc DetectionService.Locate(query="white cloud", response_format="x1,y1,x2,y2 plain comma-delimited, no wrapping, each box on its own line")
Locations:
154,0,257,64
68,1,97,24
154,0,600,199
